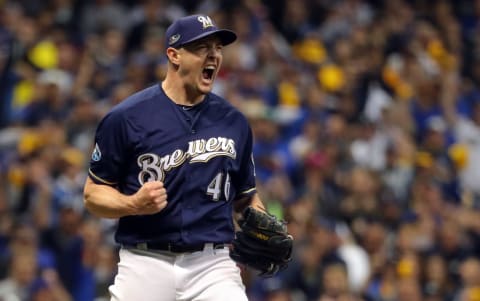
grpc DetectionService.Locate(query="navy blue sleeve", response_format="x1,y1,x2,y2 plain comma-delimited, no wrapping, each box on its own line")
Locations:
233,124,257,200
88,110,131,186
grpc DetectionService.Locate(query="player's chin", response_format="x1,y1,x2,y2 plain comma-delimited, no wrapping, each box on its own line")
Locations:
198,80,214,93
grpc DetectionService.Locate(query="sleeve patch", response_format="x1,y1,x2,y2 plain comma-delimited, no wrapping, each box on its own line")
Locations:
91,143,102,161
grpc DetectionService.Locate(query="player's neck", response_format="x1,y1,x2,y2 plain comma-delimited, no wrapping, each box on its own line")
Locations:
161,78,205,106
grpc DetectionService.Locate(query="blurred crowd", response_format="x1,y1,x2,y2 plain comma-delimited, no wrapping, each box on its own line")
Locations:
0,0,480,300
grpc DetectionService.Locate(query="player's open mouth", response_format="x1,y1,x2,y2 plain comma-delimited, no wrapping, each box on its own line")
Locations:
202,66,215,81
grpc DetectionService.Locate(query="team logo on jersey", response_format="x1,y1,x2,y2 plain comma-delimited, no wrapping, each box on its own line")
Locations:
137,137,236,184
198,16,214,29
91,143,102,161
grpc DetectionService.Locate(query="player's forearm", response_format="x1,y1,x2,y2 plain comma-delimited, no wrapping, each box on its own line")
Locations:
83,177,136,219
234,193,266,213
249,193,267,211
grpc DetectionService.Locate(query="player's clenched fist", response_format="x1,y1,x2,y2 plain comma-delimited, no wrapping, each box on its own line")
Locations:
129,181,168,215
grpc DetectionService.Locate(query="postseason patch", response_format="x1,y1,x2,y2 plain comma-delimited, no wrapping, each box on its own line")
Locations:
92,143,102,161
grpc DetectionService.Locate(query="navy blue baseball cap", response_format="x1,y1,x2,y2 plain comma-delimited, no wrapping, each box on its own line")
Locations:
165,14,237,49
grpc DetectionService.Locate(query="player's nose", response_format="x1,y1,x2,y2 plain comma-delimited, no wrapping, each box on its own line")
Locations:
207,50,219,60
207,44,222,57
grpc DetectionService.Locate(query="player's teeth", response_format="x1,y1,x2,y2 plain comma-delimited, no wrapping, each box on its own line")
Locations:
203,67,215,79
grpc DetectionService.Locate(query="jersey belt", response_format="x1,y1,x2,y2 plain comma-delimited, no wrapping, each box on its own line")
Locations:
129,242,227,253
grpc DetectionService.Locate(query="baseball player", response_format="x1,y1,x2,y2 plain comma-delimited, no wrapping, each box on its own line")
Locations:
83,14,292,301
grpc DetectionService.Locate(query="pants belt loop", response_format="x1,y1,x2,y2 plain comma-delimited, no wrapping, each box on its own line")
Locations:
202,242,214,254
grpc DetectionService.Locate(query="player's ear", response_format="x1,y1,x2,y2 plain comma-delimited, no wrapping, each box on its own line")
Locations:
166,47,180,65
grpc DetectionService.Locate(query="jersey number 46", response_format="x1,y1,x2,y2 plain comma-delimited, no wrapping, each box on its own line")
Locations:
207,172,231,201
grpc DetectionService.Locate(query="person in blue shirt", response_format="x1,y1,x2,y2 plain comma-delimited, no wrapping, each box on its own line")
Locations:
83,14,267,301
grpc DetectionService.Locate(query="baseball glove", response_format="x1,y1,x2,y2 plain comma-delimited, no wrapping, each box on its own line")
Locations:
230,207,293,277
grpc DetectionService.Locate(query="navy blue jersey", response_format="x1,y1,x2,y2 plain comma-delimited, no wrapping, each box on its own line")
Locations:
88,84,257,246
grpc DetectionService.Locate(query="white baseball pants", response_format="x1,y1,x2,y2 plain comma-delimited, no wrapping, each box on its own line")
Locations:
109,244,248,301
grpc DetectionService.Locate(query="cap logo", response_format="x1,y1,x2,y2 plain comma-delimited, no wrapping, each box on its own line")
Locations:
169,33,181,45
197,15,214,29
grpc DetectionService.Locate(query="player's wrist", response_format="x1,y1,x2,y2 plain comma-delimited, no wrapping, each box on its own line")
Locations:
123,194,140,216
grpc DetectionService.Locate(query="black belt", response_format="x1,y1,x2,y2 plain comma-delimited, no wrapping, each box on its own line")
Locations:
128,242,227,253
